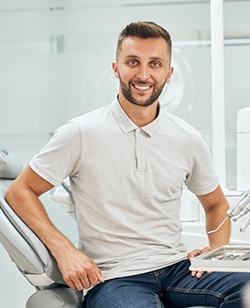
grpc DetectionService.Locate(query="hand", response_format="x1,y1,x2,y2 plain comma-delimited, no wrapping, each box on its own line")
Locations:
188,246,213,278
55,245,104,291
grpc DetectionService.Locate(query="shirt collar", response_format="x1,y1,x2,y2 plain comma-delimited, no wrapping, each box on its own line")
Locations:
111,99,162,137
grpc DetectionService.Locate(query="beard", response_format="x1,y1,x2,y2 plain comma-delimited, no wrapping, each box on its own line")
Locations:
119,77,166,107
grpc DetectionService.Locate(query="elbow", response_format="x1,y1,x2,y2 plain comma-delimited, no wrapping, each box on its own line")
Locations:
4,181,21,207
5,184,15,204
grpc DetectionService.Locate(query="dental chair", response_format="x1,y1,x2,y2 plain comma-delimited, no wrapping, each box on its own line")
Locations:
0,143,82,307
0,142,211,308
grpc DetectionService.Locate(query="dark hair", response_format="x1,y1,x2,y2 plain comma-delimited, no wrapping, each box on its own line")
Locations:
116,21,172,59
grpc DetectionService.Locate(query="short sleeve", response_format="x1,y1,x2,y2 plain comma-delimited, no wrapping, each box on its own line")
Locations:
29,119,82,187
185,132,219,195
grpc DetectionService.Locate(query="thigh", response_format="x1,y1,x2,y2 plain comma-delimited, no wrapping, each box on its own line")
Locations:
85,274,164,308
162,260,250,308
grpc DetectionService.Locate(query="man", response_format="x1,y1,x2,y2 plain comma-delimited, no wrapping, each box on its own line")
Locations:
5,21,250,307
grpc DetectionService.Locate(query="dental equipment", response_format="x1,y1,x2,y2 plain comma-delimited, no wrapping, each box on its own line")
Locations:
227,188,250,219
207,188,250,234
240,218,250,232
189,244,250,273
227,188,250,232
191,189,250,273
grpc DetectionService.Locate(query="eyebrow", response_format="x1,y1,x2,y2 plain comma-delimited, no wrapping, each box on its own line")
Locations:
124,55,165,62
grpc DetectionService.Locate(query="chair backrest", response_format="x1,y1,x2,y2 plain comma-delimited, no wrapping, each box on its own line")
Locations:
0,142,23,179
0,194,66,289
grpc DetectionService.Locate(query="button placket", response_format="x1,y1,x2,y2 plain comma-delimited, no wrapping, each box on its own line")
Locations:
135,128,146,173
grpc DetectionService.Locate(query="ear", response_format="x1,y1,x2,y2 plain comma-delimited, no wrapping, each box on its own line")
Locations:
165,66,174,84
112,62,119,79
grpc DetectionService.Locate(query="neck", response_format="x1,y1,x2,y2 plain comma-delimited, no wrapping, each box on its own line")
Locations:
118,96,159,127
119,100,159,127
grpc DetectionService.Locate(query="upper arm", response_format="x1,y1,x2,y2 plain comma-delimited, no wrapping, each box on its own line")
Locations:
5,165,54,200
197,185,229,214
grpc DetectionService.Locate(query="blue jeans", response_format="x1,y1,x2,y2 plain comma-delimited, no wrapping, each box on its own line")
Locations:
85,260,250,308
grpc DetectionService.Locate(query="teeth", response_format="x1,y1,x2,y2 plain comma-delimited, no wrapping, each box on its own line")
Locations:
134,85,150,90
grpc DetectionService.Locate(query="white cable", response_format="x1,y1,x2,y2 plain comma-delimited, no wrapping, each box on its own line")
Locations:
207,216,229,234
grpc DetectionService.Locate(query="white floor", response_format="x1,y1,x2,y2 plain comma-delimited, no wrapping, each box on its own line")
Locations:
0,243,34,308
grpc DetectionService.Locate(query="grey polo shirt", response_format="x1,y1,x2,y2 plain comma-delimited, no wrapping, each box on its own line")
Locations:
30,99,219,282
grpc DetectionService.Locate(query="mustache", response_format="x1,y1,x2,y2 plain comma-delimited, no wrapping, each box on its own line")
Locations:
130,80,153,85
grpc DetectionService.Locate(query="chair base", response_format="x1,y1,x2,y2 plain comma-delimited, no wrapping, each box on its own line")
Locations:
26,287,83,308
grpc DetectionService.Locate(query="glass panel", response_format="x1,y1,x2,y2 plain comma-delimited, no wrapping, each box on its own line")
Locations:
224,1,250,190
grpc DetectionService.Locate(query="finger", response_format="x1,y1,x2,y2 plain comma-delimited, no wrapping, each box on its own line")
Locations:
94,266,104,283
196,271,204,278
87,268,105,286
66,272,91,290
188,249,201,259
191,270,197,277
96,271,105,283
65,278,77,290
79,275,91,290
65,275,85,291
87,270,100,286
192,270,205,278
201,246,212,254
77,274,103,290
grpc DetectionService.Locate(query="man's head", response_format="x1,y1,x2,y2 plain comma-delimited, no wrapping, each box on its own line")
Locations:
113,21,174,108
116,21,172,61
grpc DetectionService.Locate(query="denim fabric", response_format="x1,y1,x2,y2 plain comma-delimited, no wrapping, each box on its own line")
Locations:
85,260,250,308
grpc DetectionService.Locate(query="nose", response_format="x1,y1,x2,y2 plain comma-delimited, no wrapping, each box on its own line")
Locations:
135,64,150,81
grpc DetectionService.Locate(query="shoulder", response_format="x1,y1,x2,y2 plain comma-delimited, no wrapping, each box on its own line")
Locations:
74,103,113,129
161,109,201,138
52,103,113,141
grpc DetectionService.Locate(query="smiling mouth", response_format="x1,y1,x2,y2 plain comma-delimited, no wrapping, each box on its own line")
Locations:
132,84,152,91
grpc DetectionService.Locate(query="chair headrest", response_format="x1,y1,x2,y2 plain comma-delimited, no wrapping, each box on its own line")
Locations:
0,142,23,180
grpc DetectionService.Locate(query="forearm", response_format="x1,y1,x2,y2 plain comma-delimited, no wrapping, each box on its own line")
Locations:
5,165,76,257
206,210,231,248
5,182,75,256
198,185,231,249
5,166,104,290
189,187,231,278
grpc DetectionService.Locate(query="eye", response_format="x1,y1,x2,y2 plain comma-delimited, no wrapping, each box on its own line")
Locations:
127,59,138,66
150,61,161,68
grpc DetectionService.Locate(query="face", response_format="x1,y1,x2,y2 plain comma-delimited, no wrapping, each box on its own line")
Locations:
112,36,174,108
